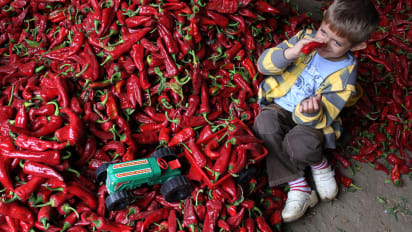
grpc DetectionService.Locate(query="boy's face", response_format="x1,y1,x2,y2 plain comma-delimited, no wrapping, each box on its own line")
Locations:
314,22,354,61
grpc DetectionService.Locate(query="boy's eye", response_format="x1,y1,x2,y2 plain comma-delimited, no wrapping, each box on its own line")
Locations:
334,40,342,47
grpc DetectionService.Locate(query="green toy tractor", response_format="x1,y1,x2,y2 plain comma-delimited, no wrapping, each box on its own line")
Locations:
96,147,192,211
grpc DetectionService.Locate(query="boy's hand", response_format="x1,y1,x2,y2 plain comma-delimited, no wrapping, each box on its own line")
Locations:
299,94,322,114
284,38,325,60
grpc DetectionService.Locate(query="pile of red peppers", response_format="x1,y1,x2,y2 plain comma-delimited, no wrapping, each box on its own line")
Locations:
0,0,410,231
334,0,412,188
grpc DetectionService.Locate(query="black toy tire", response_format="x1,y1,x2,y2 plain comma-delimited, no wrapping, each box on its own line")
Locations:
151,147,177,161
95,163,110,185
234,166,257,185
160,176,192,203
105,191,130,211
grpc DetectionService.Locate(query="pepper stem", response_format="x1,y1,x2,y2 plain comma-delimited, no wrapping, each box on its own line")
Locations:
47,101,60,115
2,193,19,203
66,167,81,177
8,84,15,106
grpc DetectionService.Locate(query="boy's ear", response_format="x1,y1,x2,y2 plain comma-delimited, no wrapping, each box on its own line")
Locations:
350,42,367,52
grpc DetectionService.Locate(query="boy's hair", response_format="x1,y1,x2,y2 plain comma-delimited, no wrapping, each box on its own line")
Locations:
323,0,379,45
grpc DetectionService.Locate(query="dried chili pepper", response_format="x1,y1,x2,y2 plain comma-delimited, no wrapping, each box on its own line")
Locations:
168,127,195,147
0,200,34,227
186,138,207,167
21,160,64,182
183,198,197,232
55,108,84,146
387,153,404,166
391,164,402,186
15,134,67,151
2,150,61,166
203,199,222,232
212,142,232,180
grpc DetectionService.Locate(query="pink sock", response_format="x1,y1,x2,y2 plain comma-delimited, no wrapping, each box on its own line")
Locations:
311,157,329,170
288,177,311,194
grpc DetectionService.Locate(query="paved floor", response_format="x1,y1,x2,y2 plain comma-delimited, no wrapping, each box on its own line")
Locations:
283,162,412,232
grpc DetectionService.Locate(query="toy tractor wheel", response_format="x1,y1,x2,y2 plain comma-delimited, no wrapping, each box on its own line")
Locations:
160,176,192,203
234,166,257,185
96,163,110,185
151,147,177,161
105,191,130,211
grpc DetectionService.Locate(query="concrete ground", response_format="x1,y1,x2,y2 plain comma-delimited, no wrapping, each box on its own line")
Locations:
284,162,412,232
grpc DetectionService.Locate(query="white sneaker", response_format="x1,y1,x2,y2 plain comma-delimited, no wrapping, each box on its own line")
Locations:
282,190,318,223
311,166,338,201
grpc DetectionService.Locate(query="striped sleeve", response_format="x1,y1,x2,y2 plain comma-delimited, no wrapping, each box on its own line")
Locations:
292,87,355,129
257,30,307,75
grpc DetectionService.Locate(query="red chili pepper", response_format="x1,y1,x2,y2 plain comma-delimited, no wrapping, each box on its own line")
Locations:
387,153,404,166
227,206,245,228
37,205,52,230
168,127,195,147
13,176,44,203
15,134,67,151
168,209,178,232
399,165,410,174
256,215,273,232
371,161,389,175
254,0,280,13
0,156,13,192
183,197,197,231
0,200,34,227
269,210,282,231
88,213,133,232
186,138,207,167
15,104,28,129
204,139,220,160
66,182,97,210
0,106,13,122
245,217,256,232
126,74,143,108
55,108,84,146
157,37,178,77
206,10,229,28
364,53,393,72
336,170,360,189
131,43,145,72
158,23,179,55
184,95,200,117
144,106,167,122
49,26,68,49
232,73,253,96
198,81,211,117
22,160,64,182
220,177,238,202
68,30,85,56
125,15,151,28
103,27,152,63
135,190,156,209
140,120,169,134
139,208,169,232
302,41,325,55
203,199,222,232
212,142,232,180
218,219,231,231
2,150,61,166
332,150,351,169
391,164,402,186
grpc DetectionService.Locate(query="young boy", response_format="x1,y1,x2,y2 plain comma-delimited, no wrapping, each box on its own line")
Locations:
253,0,379,223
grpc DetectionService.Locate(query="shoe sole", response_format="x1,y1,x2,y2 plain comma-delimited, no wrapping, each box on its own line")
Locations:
282,191,319,223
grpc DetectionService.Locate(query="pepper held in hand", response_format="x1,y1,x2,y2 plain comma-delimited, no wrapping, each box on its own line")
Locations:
301,41,325,55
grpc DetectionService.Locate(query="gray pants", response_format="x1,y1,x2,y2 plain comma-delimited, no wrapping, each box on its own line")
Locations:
252,104,324,187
